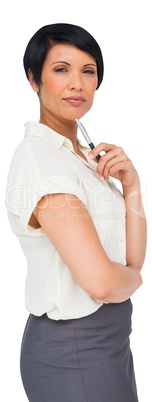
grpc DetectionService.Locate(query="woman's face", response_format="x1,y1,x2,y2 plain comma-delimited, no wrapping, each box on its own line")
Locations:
33,43,98,122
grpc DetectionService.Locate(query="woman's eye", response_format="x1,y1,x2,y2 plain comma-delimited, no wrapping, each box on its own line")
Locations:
55,67,67,72
83,69,95,74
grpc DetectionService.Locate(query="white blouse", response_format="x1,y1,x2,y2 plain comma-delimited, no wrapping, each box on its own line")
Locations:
5,121,126,320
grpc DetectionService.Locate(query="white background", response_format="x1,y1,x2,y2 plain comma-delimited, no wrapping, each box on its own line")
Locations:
1,0,152,401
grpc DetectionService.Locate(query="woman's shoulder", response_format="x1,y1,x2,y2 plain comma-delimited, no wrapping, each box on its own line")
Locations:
6,121,79,187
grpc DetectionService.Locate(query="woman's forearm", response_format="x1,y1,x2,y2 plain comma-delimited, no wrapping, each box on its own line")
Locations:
89,143,147,273
123,182,147,271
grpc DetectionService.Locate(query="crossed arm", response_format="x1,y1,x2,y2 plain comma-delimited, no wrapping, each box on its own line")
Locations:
33,143,147,303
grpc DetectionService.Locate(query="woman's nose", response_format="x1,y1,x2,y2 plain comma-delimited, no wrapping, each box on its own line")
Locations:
69,72,83,91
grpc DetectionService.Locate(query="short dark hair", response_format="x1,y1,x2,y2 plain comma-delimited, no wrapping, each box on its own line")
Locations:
23,23,104,90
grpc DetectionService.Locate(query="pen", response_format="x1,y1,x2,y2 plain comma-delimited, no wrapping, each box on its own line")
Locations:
75,118,101,162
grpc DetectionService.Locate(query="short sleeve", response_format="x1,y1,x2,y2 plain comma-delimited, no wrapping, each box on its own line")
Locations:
23,175,88,231
6,175,87,234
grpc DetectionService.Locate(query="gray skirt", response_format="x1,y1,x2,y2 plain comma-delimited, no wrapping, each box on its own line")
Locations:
20,299,139,402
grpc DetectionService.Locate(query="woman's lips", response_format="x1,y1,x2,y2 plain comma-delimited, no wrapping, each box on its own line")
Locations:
63,97,85,106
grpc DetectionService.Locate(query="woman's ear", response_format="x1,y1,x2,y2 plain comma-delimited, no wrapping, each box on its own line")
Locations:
28,69,39,93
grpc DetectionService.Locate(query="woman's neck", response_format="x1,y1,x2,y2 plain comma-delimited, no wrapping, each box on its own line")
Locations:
39,113,81,154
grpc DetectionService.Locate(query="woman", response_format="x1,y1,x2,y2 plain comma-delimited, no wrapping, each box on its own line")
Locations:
5,23,146,401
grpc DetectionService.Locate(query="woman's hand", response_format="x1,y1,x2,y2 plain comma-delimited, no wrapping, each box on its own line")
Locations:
89,143,139,189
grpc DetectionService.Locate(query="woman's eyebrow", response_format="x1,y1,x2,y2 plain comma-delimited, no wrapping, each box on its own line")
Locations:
50,61,70,66
83,63,97,68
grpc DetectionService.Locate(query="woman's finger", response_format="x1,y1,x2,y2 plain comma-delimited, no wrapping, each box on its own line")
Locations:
97,151,128,180
88,142,117,161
